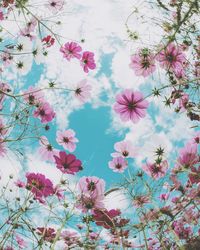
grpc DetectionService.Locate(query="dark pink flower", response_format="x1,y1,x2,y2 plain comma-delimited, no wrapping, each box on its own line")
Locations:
80,51,96,73
15,180,25,188
34,102,55,123
16,235,27,249
42,35,55,47
60,42,82,61
130,49,156,77
142,160,168,179
56,129,78,152
0,11,4,21
26,173,54,202
156,43,186,75
114,90,148,123
108,157,128,173
54,151,82,174
39,136,59,162
177,142,199,169
74,79,92,103
36,227,56,242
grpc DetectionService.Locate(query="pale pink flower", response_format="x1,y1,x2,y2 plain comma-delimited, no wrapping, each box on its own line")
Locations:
190,131,200,145
80,51,96,73
61,230,80,247
111,140,137,158
56,129,78,152
23,86,44,105
0,52,13,66
178,93,189,111
54,151,82,175
77,176,105,212
156,43,186,75
39,136,59,162
34,102,55,123
0,82,11,110
142,160,168,179
108,157,128,173
130,49,156,77
15,180,25,188
60,42,82,61
74,79,92,103
113,89,149,123
46,0,64,14
176,142,199,169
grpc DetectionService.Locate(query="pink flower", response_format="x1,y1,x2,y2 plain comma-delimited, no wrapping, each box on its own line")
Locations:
80,51,96,73
156,43,186,75
111,140,137,158
159,193,169,201
60,42,82,61
54,151,82,174
26,173,54,202
132,195,151,208
0,11,4,21
113,90,148,123
142,160,168,179
61,230,80,247
172,220,192,239
42,35,55,47
78,176,105,197
34,102,55,123
189,166,200,184
74,79,92,103
0,82,11,110
178,93,189,111
16,235,27,249
0,140,6,157
46,0,64,14
56,129,78,152
0,52,12,66
36,227,56,242
23,86,44,105
108,157,128,173
39,136,59,162
177,142,199,169
77,176,105,212
130,49,156,77
0,118,8,137
15,180,25,188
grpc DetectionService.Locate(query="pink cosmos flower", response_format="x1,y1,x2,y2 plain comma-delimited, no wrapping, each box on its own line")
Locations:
189,166,200,184
0,11,4,21
111,140,137,158
132,195,151,208
142,160,168,179
37,227,56,242
15,180,25,188
108,157,128,173
0,140,6,157
16,235,27,249
0,82,11,110
54,151,82,174
39,136,59,162
176,142,199,169
172,220,192,239
74,79,92,103
61,230,80,247
42,35,55,48
178,93,189,111
23,86,44,105
60,42,82,61
78,176,105,197
77,176,105,212
34,102,55,123
0,52,13,66
46,0,64,14
113,90,149,123
26,173,54,202
190,132,200,145
80,51,96,73
0,118,8,137
156,43,186,75
130,49,156,77
56,129,78,152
